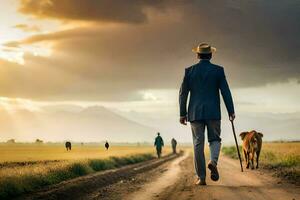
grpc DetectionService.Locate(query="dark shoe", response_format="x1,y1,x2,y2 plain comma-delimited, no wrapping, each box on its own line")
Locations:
195,178,207,186
208,161,219,181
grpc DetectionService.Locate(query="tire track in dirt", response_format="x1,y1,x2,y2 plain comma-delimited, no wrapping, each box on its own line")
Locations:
126,151,189,200
17,153,180,200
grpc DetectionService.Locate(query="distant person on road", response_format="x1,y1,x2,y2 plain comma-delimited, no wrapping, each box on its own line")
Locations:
154,132,164,158
171,138,177,154
105,141,109,150
179,43,235,185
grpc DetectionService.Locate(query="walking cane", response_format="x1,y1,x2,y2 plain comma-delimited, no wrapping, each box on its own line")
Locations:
230,120,243,172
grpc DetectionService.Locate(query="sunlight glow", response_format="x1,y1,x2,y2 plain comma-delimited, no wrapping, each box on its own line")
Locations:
0,0,59,64
0,97,41,112
0,49,24,64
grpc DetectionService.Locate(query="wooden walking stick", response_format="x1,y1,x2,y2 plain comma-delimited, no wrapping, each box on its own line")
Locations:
231,120,243,172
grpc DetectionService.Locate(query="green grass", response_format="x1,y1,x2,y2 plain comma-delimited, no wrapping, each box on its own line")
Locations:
222,142,300,184
222,146,243,160
0,153,155,199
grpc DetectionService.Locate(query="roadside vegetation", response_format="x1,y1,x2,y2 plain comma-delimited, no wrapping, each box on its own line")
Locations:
0,144,173,199
0,153,155,199
222,142,300,185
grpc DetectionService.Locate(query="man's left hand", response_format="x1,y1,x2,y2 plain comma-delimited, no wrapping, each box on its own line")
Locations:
229,113,236,121
180,116,187,125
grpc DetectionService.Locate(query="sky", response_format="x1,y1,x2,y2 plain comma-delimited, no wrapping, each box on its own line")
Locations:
0,0,299,143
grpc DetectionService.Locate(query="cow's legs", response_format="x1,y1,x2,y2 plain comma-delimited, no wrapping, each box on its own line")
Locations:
246,152,250,169
256,151,260,169
250,152,255,170
243,150,248,166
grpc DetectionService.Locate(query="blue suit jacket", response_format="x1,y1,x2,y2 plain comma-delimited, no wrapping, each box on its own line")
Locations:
179,60,234,121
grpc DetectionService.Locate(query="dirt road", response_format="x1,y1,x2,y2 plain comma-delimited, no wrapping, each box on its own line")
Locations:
21,152,299,200
98,152,299,200
152,153,300,200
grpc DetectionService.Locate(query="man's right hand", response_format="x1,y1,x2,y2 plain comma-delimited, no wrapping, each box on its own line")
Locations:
229,113,236,121
180,116,187,125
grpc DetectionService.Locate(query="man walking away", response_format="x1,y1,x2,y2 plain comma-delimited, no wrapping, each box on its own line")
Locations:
154,132,164,158
179,43,235,186
171,138,177,154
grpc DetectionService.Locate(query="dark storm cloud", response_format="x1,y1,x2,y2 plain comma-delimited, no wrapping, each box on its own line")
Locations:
2,0,299,100
19,0,168,23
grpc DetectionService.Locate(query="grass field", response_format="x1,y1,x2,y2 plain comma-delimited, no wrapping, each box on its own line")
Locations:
222,142,300,184
0,143,168,163
0,144,172,199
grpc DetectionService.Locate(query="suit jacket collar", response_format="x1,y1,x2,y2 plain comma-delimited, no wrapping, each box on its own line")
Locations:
199,59,211,64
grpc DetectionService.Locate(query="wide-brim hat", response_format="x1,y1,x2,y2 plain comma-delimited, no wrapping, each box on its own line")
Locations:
192,43,216,54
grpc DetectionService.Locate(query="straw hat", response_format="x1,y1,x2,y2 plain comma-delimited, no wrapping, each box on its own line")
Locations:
192,43,216,54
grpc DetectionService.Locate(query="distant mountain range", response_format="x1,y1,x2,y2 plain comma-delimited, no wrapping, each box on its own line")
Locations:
0,105,299,143
0,106,156,142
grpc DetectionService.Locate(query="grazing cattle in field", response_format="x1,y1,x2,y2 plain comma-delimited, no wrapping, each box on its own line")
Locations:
65,141,72,151
239,130,263,169
105,141,109,150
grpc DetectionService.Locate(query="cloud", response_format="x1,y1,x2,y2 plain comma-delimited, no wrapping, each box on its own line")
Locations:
18,0,168,23
0,57,144,101
13,24,41,32
4,28,85,47
1,0,299,101
4,41,20,48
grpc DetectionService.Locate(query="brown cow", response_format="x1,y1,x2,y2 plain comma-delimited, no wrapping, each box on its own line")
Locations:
239,130,263,169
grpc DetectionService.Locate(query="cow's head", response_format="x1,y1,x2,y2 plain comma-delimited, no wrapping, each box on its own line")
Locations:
239,132,249,140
